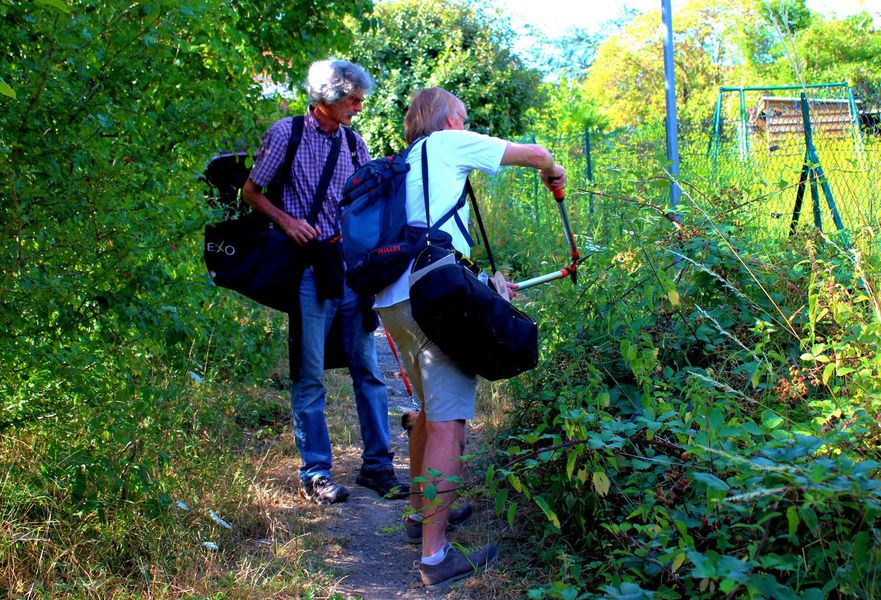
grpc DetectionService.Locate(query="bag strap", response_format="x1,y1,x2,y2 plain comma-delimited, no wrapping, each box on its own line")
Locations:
269,116,305,208
342,125,360,169
306,132,343,226
463,178,496,273
419,139,474,247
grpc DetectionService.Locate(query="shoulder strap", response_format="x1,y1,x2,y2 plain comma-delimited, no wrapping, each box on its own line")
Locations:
420,139,474,247
280,117,305,187
306,133,342,226
342,126,360,169
464,179,496,273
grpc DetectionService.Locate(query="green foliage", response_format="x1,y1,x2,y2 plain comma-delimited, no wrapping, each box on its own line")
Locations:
0,0,365,424
795,13,881,102
0,0,366,594
348,0,545,154
477,132,881,597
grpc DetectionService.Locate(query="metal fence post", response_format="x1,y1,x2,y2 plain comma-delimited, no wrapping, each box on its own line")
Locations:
584,128,594,214
661,0,681,211
800,93,845,232
531,134,540,227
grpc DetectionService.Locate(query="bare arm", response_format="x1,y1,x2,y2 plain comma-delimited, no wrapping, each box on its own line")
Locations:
500,142,565,191
242,178,320,246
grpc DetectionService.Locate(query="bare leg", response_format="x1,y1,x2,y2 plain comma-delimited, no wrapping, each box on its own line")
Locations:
409,407,427,512
421,419,466,556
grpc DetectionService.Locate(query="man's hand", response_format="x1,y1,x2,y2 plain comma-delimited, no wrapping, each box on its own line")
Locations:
539,165,566,192
492,272,517,302
280,214,321,246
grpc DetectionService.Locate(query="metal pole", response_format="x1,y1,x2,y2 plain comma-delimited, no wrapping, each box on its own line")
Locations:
846,83,868,172
709,91,722,168
740,88,751,158
531,134,540,227
584,128,594,214
661,0,681,210
800,93,845,232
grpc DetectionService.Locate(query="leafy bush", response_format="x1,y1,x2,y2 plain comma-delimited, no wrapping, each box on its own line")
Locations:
483,155,881,598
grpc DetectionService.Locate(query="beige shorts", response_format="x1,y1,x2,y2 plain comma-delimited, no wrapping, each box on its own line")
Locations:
378,300,476,422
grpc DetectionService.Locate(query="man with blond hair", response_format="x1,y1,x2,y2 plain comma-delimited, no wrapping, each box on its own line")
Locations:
375,87,566,589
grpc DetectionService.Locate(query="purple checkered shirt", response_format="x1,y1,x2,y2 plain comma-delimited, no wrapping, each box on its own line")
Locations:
249,108,370,240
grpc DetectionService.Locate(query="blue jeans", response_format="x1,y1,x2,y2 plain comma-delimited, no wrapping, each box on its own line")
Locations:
291,269,393,483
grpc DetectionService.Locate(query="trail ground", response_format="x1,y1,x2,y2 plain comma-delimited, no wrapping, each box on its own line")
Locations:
244,328,521,599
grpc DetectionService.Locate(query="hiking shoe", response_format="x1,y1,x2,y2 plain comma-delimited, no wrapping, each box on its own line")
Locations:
300,475,349,505
356,467,410,499
405,503,474,544
417,543,499,590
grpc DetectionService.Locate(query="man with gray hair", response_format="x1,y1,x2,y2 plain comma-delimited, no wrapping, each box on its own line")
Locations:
243,59,407,505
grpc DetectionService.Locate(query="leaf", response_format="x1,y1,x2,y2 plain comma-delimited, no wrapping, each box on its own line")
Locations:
0,79,14,100
534,495,561,529
566,450,577,479
786,506,799,536
592,470,611,496
762,410,784,430
35,0,70,12
853,531,869,566
693,472,730,491
688,551,716,578
799,506,818,535
667,289,680,307
494,487,508,516
423,483,438,503
822,362,835,385
671,552,687,573
506,501,516,527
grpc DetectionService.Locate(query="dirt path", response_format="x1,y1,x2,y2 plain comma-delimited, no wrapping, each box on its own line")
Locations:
254,328,503,599
319,338,433,600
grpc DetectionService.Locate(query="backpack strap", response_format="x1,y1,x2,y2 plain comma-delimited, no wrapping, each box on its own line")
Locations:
273,115,344,229
342,125,361,169
265,116,305,209
306,132,343,226
420,139,474,247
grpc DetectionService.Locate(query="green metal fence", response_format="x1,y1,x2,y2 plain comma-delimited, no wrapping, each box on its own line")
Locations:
487,82,880,245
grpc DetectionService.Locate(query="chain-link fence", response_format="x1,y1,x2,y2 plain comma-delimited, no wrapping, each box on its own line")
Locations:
707,83,879,236
486,82,881,246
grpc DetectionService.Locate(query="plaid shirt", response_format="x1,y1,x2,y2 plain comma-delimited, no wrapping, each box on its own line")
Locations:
249,107,370,240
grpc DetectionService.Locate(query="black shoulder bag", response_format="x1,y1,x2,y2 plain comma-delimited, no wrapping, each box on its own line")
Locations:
203,120,343,312
407,139,538,381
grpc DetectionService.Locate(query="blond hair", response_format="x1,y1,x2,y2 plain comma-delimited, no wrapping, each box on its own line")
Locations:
403,88,464,143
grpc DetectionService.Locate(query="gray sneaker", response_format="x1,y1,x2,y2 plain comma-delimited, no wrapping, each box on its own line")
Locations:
404,503,474,544
416,543,499,590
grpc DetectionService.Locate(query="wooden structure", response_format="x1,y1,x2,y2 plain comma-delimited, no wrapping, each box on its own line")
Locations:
749,96,860,143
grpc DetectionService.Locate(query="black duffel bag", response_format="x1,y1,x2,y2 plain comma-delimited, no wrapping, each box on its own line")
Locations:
409,245,538,381
204,214,303,312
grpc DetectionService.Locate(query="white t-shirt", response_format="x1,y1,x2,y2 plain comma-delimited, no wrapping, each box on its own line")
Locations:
373,130,507,309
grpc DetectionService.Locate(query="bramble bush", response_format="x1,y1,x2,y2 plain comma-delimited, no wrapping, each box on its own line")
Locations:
477,157,881,598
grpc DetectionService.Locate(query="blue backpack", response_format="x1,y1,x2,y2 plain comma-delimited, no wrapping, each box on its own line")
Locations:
340,140,468,296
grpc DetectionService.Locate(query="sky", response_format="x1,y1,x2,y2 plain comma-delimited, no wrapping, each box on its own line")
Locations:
498,0,881,40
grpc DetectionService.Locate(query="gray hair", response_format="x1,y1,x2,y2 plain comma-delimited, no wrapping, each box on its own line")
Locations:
305,59,374,106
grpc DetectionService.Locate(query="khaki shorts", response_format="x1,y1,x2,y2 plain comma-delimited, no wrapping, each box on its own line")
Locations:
378,300,476,422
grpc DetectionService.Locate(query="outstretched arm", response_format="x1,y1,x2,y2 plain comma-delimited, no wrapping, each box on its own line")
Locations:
500,142,566,191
